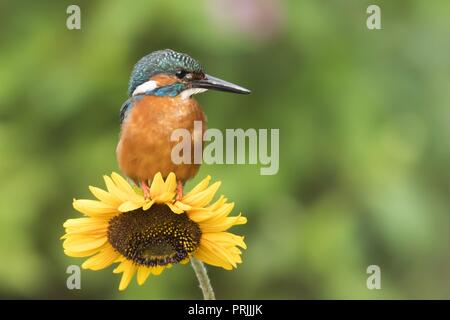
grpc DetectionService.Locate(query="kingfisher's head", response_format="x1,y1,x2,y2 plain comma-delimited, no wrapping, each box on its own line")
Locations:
128,49,250,99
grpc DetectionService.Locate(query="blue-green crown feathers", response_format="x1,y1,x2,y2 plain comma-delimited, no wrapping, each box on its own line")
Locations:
128,49,204,96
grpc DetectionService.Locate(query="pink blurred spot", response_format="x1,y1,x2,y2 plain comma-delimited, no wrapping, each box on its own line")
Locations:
206,0,283,40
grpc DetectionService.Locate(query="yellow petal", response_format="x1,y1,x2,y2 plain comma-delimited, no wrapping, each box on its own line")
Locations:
118,262,137,291
235,215,247,225
89,186,121,207
186,210,213,222
113,261,126,273
202,239,238,268
172,201,192,211
63,236,107,252
153,191,176,204
73,199,118,217
64,227,108,237
82,246,119,270
63,218,108,235
150,173,165,199
226,246,243,264
136,267,151,285
164,172,177,193
209,203,235,220
111,172,136,195
151,266,165,275
184,175,211,198
103,175,130,201
188,202,235,223
182,182,221,208
63,217,107,229
203,232,247,249
118,201,142,212
207,195,227,211
143,200,154,211
167,203,184,214
194,246,232,270
64,246,103,257
198,215,247,233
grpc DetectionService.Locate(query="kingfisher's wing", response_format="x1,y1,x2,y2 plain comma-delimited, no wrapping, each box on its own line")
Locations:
119,98,133,124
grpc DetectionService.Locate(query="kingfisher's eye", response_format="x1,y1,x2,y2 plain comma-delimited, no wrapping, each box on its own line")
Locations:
175,70,188,79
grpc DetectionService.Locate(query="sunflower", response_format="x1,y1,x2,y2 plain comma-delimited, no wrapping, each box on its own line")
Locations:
62,172,247,291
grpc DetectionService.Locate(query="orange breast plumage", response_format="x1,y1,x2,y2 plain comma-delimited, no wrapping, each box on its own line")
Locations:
116,95,206,183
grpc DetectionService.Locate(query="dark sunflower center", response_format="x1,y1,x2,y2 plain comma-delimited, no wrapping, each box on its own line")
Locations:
107,205,201,267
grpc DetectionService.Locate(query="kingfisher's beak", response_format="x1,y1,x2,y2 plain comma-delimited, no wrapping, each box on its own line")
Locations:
191,74,251,94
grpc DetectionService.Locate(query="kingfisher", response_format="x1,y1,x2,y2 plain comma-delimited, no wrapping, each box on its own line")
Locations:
117,49,250,199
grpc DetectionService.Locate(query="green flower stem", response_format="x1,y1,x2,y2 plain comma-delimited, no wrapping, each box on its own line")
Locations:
191,257,216,300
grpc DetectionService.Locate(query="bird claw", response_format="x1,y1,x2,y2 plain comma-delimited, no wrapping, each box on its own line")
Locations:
176,181,183,201
140,180,151,199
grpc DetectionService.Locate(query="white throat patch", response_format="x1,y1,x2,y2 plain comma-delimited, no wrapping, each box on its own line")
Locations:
180,88,208,100
132,80,157,96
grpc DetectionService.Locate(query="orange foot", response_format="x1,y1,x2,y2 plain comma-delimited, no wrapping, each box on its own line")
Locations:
140,180,150,199
176,180,183,201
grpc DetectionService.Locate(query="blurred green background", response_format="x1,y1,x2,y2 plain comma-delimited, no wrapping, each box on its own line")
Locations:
1,0,450,299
